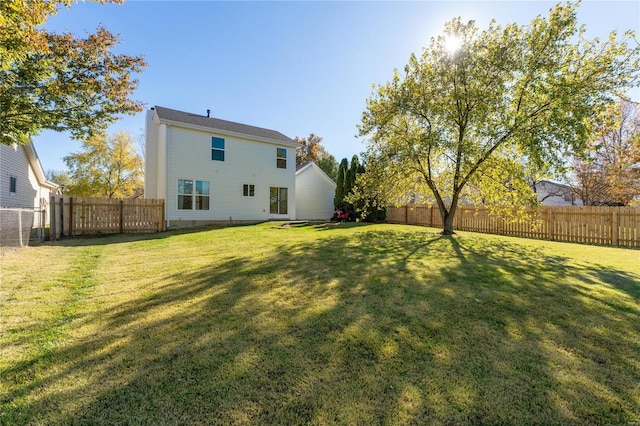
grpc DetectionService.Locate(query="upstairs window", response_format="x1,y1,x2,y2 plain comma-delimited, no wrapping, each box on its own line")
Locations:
212,137,225,161
9,176,17,194
276,148,287,169
243,184,255,197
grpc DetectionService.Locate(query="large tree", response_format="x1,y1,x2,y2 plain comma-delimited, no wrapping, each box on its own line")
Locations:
295,133,339,180
63,131,143,198
357,3,640,234
0,0,146,145
570,98,640,205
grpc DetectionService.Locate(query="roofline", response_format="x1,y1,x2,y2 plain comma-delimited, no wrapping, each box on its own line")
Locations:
296,161,337,188
153,110,298,148
23,142,59,190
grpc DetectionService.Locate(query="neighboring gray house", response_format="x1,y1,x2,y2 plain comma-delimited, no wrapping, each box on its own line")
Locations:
145,106,297,228
0,141,58,213
295,162,336,220
1,141,59,246
533,180,582,206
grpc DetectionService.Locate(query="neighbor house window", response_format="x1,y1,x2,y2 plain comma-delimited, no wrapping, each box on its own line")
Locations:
276,148,287,169
270,187,288,214
178,179,210,210
212,137,225,161
9,176,17,194
243,184,255,197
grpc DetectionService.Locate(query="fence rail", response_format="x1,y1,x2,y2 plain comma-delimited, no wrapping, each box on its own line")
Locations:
50,196,165,239
386,205,640,247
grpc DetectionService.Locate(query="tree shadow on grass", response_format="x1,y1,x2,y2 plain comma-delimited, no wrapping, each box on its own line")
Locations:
46,223,256,247
2,226,639,424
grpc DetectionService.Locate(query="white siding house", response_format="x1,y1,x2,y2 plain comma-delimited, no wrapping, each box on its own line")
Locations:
145,106,297,228
295,162,336,220
1,141,58,246
0,142,58,214
533,180,583,206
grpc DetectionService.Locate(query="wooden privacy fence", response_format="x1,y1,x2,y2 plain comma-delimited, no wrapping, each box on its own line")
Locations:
387,204,640,247
50,196,165,239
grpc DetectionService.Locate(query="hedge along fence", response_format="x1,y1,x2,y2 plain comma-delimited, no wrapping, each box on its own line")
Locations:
50,196,165,240
386,204,640,247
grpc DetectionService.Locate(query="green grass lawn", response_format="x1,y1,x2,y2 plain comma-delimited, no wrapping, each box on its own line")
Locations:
1,222,639,425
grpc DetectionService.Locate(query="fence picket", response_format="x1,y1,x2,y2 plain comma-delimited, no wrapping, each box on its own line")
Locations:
50,196,165,239
387,204,640,247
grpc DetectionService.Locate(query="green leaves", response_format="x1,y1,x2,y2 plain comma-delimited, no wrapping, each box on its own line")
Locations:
63,131,143,198
295,133,339,179
357,2,640,234
0,1,145,145
570,99,640,205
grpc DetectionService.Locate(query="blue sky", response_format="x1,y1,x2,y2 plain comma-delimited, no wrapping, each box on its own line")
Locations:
33,0,640,172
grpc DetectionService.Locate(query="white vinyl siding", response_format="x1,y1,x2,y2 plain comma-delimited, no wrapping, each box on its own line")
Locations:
144,109,160,199
295,163,336,220
1,144,38,209
161,125,295,222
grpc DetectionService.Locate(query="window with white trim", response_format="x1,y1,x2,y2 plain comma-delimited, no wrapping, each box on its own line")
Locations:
178,179,210,210
243,184,255,197
212,137,225,161
276,148,287,169
9,176,17,194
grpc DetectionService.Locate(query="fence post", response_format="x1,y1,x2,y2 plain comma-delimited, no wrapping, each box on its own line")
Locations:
68,196,73,237
119,200,124,233
611,208,619,246
547,209,554,240
405,204,409,224
59,197,64,237
162,200,166,231
50,196,56,241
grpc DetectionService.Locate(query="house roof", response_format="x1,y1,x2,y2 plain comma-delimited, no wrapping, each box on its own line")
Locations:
23,142,58,191
153,106,296,147
295,162,337,188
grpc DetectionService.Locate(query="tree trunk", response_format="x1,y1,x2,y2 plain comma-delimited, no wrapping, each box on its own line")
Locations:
442,210,456,235
439,201,458,235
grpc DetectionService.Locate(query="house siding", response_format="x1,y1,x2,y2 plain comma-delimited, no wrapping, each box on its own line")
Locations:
295,164,336,220
144,109,160,199
0,144,39,209
162,125,296,223
536,180,583,206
